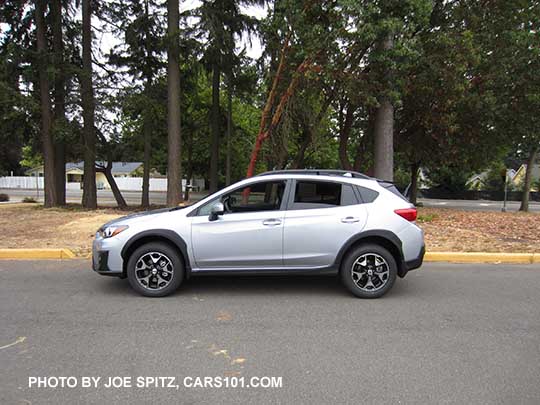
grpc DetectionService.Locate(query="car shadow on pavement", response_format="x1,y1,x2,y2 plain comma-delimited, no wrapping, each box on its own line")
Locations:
96,274,413,299
183,275,350,298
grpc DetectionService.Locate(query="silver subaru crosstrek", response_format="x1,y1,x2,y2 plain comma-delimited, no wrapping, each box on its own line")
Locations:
92,170,425,298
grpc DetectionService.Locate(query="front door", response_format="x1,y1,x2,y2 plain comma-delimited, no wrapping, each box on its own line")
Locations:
191,180,287,269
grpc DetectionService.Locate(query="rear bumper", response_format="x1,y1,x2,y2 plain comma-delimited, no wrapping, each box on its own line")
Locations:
402,244,425,274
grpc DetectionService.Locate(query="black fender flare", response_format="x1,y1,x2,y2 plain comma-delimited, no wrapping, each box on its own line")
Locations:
121,229,191,274
333,229,405,275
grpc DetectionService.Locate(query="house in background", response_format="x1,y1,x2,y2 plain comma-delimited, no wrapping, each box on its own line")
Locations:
466,171,489,190
23,161,205,192
63,162,147,189
466,169,517,190
26,162,159,189
512,163,540,191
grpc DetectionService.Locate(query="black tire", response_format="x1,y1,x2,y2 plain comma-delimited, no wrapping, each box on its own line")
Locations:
340,244,397,298
127,242,184,297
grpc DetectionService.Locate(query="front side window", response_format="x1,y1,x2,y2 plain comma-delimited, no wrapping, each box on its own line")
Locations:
197,180,285,215
292,181,357,209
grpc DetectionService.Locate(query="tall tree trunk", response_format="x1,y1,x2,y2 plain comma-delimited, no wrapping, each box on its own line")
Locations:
209,64,220,193
94,130,127,208
338,102,355,170
353,137,367,172
35,0,57,208
81,0,97,208
141,2,152,208
141,116,151,208
409,162,420,205
373,33,394,182
52,0,65,205
184,131,193,202
354,108,375,172
96,164,127,209
166,0,183,206
520,147,538,212
225,76,232,186
54,144,66,204
141,82,151,208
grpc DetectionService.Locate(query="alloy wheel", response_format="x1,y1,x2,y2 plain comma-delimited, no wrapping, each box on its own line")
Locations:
135,252,174,291
351,253,390,292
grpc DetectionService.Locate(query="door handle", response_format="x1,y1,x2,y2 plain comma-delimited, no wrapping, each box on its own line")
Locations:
262,218,282,226
341,216,360,223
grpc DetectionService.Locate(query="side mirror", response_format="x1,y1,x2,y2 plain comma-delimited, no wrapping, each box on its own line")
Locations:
209,202,224,221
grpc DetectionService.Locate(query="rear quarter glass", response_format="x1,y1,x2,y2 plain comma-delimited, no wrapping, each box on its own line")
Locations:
355,186,379,203
377,181,409,202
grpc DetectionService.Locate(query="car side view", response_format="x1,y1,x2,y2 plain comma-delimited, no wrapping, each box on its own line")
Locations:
92,169,425,298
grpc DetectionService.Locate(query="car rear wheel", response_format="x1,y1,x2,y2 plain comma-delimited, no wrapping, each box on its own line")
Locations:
127,242,184,297
340,244,397,298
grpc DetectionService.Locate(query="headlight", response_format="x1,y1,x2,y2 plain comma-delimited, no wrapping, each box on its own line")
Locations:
100,225,129,238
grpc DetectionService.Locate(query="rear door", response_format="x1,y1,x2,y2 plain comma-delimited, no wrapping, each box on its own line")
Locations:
283,180,368,268
191,179,288,269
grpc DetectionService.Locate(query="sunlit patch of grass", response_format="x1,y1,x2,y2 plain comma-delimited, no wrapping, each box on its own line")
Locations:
417,213,438,223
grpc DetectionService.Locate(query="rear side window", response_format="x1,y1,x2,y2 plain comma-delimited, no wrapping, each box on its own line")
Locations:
292,181,358,209
378,181,409,202
341,184,358,205
356,186,379,203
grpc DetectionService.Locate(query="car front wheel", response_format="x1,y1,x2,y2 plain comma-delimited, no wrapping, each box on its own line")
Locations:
127,242,184,297
340,244,397,298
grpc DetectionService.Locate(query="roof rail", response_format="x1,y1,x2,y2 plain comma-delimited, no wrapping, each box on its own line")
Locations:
257,169,371,179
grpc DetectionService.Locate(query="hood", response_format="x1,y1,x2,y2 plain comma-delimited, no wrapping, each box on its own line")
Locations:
98,205,191,230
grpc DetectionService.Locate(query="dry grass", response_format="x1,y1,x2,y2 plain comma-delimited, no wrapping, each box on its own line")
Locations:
0,204,129,256
418,207,540,253
0,204,539,255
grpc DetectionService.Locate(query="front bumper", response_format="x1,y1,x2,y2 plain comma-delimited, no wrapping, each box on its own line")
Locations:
92,250,112,273
92,235,125,277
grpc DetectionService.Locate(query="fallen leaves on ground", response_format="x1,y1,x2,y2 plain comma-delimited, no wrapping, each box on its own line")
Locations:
418,207,540,252
216,311,233,321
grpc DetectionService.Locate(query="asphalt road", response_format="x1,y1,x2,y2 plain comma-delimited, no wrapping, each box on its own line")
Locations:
1,261,539,404
0,188,199,206
3,188,539,211
419,198,540,212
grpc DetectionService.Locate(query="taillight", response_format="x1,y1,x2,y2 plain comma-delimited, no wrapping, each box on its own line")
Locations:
394,208,417,221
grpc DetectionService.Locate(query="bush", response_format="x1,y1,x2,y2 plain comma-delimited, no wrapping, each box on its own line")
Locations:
22,197,37,203
0,193,9,202
417,213,437,223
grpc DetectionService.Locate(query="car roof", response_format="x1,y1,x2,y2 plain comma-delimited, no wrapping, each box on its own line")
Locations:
257,169,371,179
242,172,380,190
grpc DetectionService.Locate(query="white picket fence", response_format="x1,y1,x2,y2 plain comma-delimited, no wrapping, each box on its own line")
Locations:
111,177,171,192
0,176,198,192
0,176,43,189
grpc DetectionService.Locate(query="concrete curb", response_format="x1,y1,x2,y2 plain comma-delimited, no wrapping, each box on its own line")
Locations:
0,249,538,264
424,252,540,264
0,249,76,260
